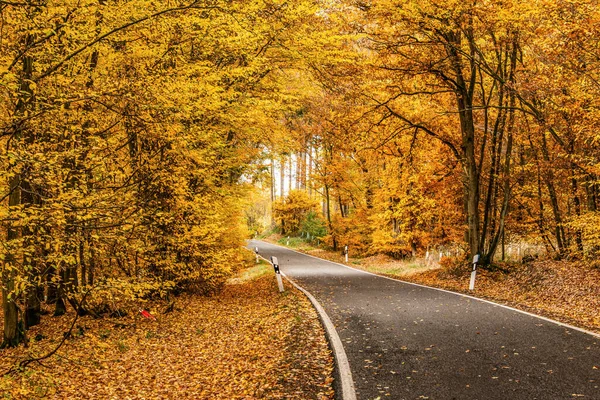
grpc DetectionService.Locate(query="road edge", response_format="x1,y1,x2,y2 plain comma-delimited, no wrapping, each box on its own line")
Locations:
281,272,358,400
260,240,600,340
252,247,357,400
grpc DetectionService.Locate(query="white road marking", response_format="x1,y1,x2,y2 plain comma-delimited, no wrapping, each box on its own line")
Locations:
257,240,600,340
256,251,357,400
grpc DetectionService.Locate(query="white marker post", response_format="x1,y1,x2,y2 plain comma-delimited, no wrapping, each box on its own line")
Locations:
286,236,290,246
271,256,284,292
469,254,480,291
254,247,259,264
344,245,349,263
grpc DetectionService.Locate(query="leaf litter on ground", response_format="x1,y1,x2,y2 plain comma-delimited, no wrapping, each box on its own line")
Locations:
0,272,334,399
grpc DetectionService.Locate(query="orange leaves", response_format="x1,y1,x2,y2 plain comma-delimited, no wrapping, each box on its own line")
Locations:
0,276,334,399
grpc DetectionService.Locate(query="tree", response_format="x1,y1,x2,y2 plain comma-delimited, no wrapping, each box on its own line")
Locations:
0,0,324,347
274,190,319,235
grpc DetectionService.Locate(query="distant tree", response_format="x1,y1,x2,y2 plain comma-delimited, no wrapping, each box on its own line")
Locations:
274,190,319,235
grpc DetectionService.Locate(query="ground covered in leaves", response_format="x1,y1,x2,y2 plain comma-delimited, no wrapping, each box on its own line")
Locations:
0,269,334,399
268,236,600,335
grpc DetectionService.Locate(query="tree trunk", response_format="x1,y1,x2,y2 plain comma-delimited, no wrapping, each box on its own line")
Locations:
459,94,480,258
24,285,42,329
308,145,313,198
325,184,337,251
445,29,480,260
88,231,95,286
3,175,23,348
21,173,42,329
288,155,293,191
54,268,67,316
570,167,584,254
280,156,285,197
540,132,566,256
46,266,58,304
80,239,87,288
3,44,34,348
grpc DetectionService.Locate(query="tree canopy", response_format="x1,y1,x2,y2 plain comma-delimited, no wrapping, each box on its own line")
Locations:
2,0,600,348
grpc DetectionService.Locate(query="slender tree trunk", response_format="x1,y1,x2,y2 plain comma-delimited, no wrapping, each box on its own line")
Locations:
501,229,505,261
270,158,275,202
2,174,23,348
570,166,584,254
486,100,514,261
80,238,87,288
288,155,293,191
24,284,42,329
54,268,67,316
536,161,557,253
46,266,58,304
308,145,313,198
21,177,42,328
325,184,337,251
270,157,275,225
296,151,303,189
540,132,566,256
302,150,307,190
460,102,480,258
280,156,285,198
446,29,480,260
88,231,95,286
3,43,34,347
585,176,597,212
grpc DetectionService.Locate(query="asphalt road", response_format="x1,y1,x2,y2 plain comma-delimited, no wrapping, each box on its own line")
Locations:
248,240,600,400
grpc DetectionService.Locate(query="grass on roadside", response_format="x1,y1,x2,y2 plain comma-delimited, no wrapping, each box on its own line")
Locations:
272,235,321,252
227,258,272,284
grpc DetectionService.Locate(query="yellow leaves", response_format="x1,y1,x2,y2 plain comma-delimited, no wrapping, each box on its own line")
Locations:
274,189,321,235
0,0,322,304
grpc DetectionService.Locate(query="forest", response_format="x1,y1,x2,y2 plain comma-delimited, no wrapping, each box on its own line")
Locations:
1,0,599,357
264,0,600,268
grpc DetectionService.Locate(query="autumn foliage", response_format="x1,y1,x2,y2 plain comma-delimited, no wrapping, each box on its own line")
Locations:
0,0,329,347
266,0,600,272
273,190,320,236
2,0,600,390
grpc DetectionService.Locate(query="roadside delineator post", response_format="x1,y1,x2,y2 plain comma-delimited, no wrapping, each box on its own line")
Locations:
344,245,349,263
271,256,284,292
469,254,480,290
286,236,290,246
254,247,259,264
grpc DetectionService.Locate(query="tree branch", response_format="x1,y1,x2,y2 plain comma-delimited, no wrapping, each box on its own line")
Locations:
36,1,219,81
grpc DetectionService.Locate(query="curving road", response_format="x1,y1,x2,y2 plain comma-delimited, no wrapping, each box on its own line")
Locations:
249,240,600,400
